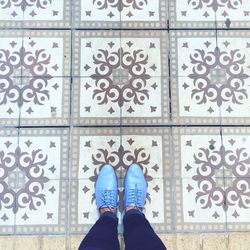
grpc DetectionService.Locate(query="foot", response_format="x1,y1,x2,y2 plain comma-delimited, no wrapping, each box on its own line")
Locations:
124,163,147,212
95,164,118,215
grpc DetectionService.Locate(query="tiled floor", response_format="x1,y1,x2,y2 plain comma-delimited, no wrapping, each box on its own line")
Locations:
1,0,250,249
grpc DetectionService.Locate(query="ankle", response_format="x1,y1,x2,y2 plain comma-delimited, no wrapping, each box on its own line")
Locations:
125,206,143,213
100,207,117,216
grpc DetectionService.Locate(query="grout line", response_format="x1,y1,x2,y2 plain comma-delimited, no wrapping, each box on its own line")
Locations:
66,1,75,247
2,124,250,129
3,27,250,31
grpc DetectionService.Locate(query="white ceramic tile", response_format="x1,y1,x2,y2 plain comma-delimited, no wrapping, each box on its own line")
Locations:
0,130,18,234
70,127,171,233
173,127,228,231
19,77,70,126
170,0,216,28
0,129,68,233
22,31,71,77
171,31,222,124
216,31,250,124
75,0,167,28
0,0,70,27
0,32,24,125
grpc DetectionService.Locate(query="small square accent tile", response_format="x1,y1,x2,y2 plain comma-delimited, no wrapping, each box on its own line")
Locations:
171,31,222,125
169,0,216,28
75,0,167,28
173,127,227,231
0,0,71,28
70,127,171,233
0,129,69,234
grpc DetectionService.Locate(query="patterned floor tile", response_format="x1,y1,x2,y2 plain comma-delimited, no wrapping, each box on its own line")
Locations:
120,77,169,125
173,127,227,231
19,77,70,126
170,0,250,28
0,129,18,234
73,31,168,125
72,77,121,126
0,0,70,28
75,0,121,28
216,31,250,125
70,127,171,233
120,31,168,77
0,129,69,234
0,31,24,126
23,31,71,77
214,1,250,28
169,0,216,28
221,128,250,231
170,31,223,125
74,31,121,78
0,31,71,126
75,0,167,28
120,0,167,28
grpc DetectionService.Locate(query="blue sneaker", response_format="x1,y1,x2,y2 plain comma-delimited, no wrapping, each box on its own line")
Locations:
95,164,118,211
124,163,147,211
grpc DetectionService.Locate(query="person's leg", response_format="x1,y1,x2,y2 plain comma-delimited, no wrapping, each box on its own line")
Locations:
123,164,166,250
78,164,120,250
123,209,166,250
79,211,119,250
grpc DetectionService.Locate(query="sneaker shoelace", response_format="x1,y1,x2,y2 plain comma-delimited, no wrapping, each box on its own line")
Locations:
127,184,143,209
100,189,117,209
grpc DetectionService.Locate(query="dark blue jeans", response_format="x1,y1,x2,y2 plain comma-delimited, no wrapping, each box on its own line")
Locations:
78,210,167,250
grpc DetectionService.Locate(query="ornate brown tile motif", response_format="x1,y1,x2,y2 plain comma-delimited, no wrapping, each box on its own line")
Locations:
75,0,167,28
73,31,168,125
174,127,250,231
170,0,250,28
222,128,250,231
0,129,68,234
0,31,70,126
171,31,250,125
70,128,171,233
0,0,70,27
